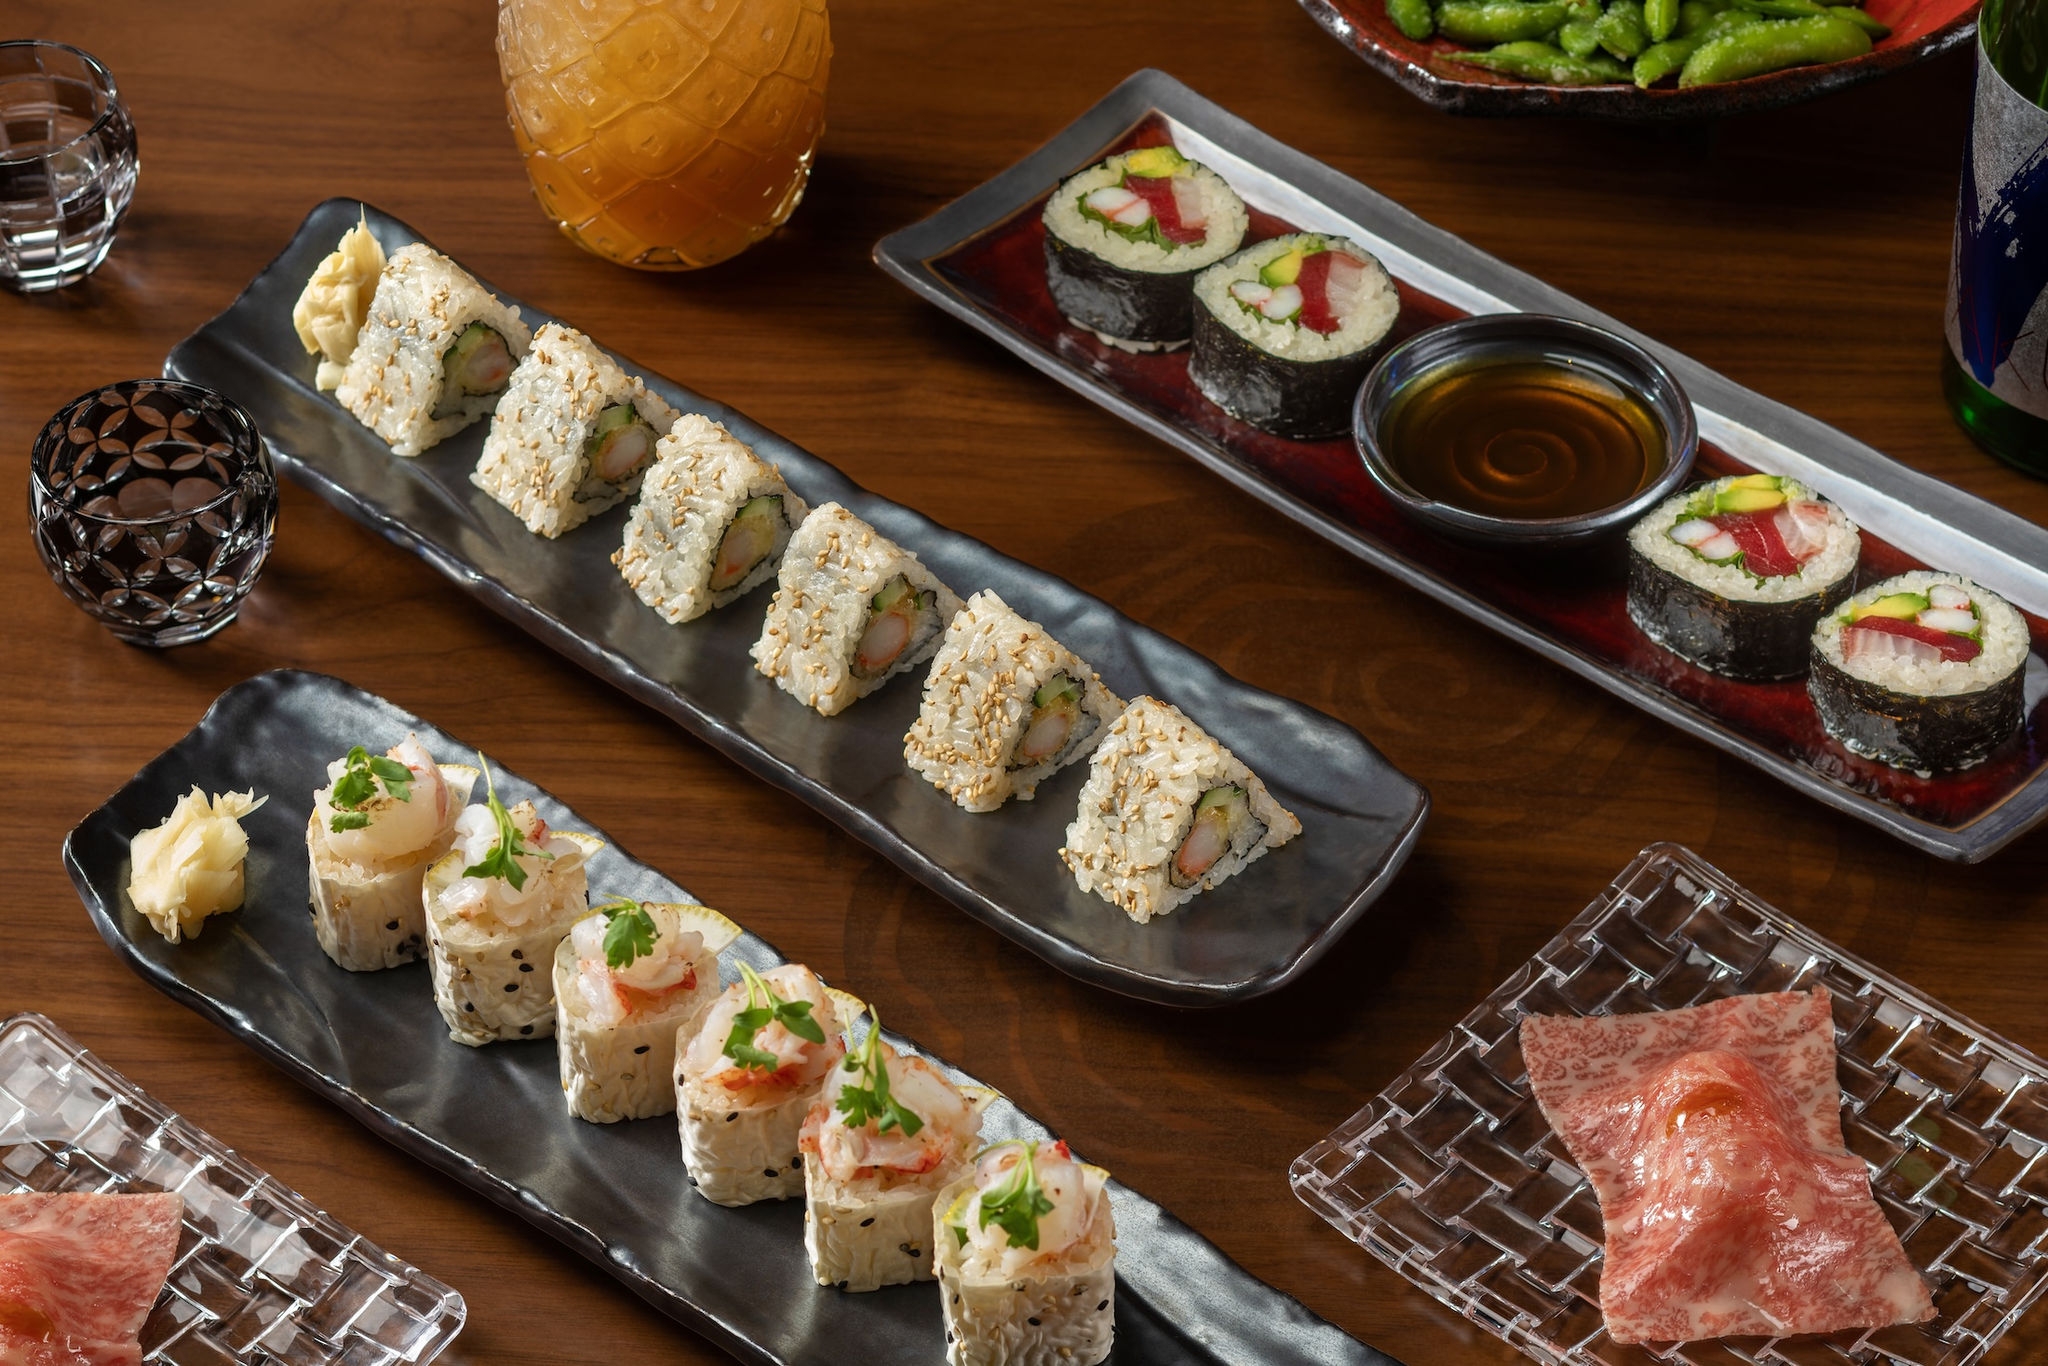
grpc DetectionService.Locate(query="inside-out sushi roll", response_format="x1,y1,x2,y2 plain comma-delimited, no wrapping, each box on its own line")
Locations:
614,414,810,624
423,772,601,1047
1627,473,1862,681
306,734,478,971
1042,145,1248,352
1809,571,2031,774
800,1016,994,1292
335,243,533,457
1060,696,1302,924
676,964,851,1206
752,502,966,716
904,589,1126,812
1188,233,1400,440
936,1139,1117,1366
471,322,681,539
553,897,739,1123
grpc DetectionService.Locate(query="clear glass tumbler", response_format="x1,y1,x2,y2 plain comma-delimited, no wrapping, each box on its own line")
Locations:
0,40,139,292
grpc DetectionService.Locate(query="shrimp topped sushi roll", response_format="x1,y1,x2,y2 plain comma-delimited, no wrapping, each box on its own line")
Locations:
1061,697,1302,924
1809,571,2030,774
936,1139,1117,1366
306,734,478,971
423,769,602,1047
905,590,1125,812
800,1013,995,1292
471,323,681,538
752,502,965,716
335,243,533,457
1628,473,1860,681
1042,145,1248,351
614,414,810,623
553,897,739,1123
676,964,852,1206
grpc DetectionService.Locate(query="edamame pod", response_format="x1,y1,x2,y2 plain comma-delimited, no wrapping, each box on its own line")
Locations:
1437,0,1576,43
1560,14,1604,54
1387,0,1437,41
1677,12,1871,84
1594,0,1651,57
1645,0,1681,42
1731,0,1831,17
1826,5,1890,35
1632,35,1697,83
1443,38,1631,80
1674,0,1718,33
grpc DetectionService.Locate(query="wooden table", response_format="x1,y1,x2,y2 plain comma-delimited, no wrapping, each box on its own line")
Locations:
5,2,2043,1363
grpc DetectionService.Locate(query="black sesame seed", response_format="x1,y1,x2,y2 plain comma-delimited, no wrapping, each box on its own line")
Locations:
503,982,519,992
1028,1317,1041,1327
463,1003,475,1013
725,1112,738,1123
511,949,523,960
946,1332,953,1343
860,1217,875,1227
518,962,533,973
385,920,400,931
519,1025,533,1036
1096,1300,1108,1311
764,1168,778,1178
688,1176,698,1187
633,1044,650,1055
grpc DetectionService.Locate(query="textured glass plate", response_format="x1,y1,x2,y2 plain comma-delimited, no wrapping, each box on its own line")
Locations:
0,1010,464,1365
63,669,1402,1366
1291,842,2048,1366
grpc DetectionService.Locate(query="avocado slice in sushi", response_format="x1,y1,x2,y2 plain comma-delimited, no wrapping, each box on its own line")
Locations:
1853,592,1930,622
436,322,516,416
852,574,940,681
707,494,787,594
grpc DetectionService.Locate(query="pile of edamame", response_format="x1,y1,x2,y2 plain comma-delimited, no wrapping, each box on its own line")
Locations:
1385,0,1888,87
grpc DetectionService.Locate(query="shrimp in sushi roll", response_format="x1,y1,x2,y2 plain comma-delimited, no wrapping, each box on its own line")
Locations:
676,964,851,1206
553,897,740,1123
936,1139,1117,1366
306,734,478,971
424,768,601,1047
800,1013,995,1292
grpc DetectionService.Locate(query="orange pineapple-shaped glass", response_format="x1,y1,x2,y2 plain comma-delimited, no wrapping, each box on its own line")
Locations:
496,0,830,270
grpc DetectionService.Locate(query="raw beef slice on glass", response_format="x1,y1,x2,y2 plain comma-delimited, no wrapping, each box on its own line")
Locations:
0,1191,183,1366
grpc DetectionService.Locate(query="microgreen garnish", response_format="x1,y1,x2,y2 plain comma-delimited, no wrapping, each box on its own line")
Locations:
460,756,548,890
836,1010,923,1138
327,745,415,832
971,1140,1057,1251
595,896,659,970
722,963,826,1072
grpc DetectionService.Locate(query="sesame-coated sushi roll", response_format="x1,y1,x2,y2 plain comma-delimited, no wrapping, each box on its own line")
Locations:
423,773,601,1047
676,965,853,1206
905,590,1125,812
1188,234,1399,440
1627,473,1860,681
335,243,533,457
471,323,680,538
1042,146,1248,351
1061,697,1302,923
614,414,810,623
1809,571,2030,774
800,1016,995,1292
306,734,478,971
752,502,965,716
936,1139,1117,1366
552,898,738,1123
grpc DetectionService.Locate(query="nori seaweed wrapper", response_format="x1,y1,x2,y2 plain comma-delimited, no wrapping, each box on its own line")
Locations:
1044,233,1197,346
1187,300,1380,440
1625,545,1853,681
1807,652,2026,773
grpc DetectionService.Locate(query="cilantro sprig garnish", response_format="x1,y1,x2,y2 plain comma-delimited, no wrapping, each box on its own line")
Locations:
956,1140,1057,1251
460,757,550,891
594,896,659,970
835,1010,923,1137
722,963,827,1072
328,745,415,832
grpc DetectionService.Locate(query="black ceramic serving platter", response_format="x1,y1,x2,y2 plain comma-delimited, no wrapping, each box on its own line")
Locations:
64,670,1401,1366
162,199,1427,1008
873,69,2048,863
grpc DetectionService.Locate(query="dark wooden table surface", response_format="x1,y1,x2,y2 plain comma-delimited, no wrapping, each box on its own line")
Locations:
5,2,2044,1363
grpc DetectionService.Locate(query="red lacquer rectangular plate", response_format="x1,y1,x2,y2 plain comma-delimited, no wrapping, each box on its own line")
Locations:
873,70,2048,862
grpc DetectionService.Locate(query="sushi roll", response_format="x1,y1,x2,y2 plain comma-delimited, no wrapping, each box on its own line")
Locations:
1041,145,1248,352
334,243,533,457
1188,233,1400,440
675,964,852,1206
1627,473,1860,681
614,414,810,623
1809,571,2030,774
423,772,602,1047
752,502,965,716
1060,696,1302,924
904,590,1126,812
471,323,681,538
935,1139,1117,1366
305,734,479,971
800,1014,995,1292
552,897,740,1123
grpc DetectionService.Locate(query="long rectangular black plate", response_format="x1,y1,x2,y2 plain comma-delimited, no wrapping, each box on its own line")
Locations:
163,199,1426,1006
64,669,1399,1366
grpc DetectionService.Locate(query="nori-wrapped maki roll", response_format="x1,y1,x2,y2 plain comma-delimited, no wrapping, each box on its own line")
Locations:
1042,146,1247,351
1188,234,1400,440
1809,571,2030,774
1626,474,1861,680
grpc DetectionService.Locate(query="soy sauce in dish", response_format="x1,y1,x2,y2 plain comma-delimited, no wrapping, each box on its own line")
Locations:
1379,358,1664,520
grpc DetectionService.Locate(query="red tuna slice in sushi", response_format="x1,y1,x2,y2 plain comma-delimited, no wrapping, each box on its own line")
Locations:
1843,614,1983,664
1707,509,1802,577
1293,250,1368,336
0,1191,184,1366
1119,174,1208,245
